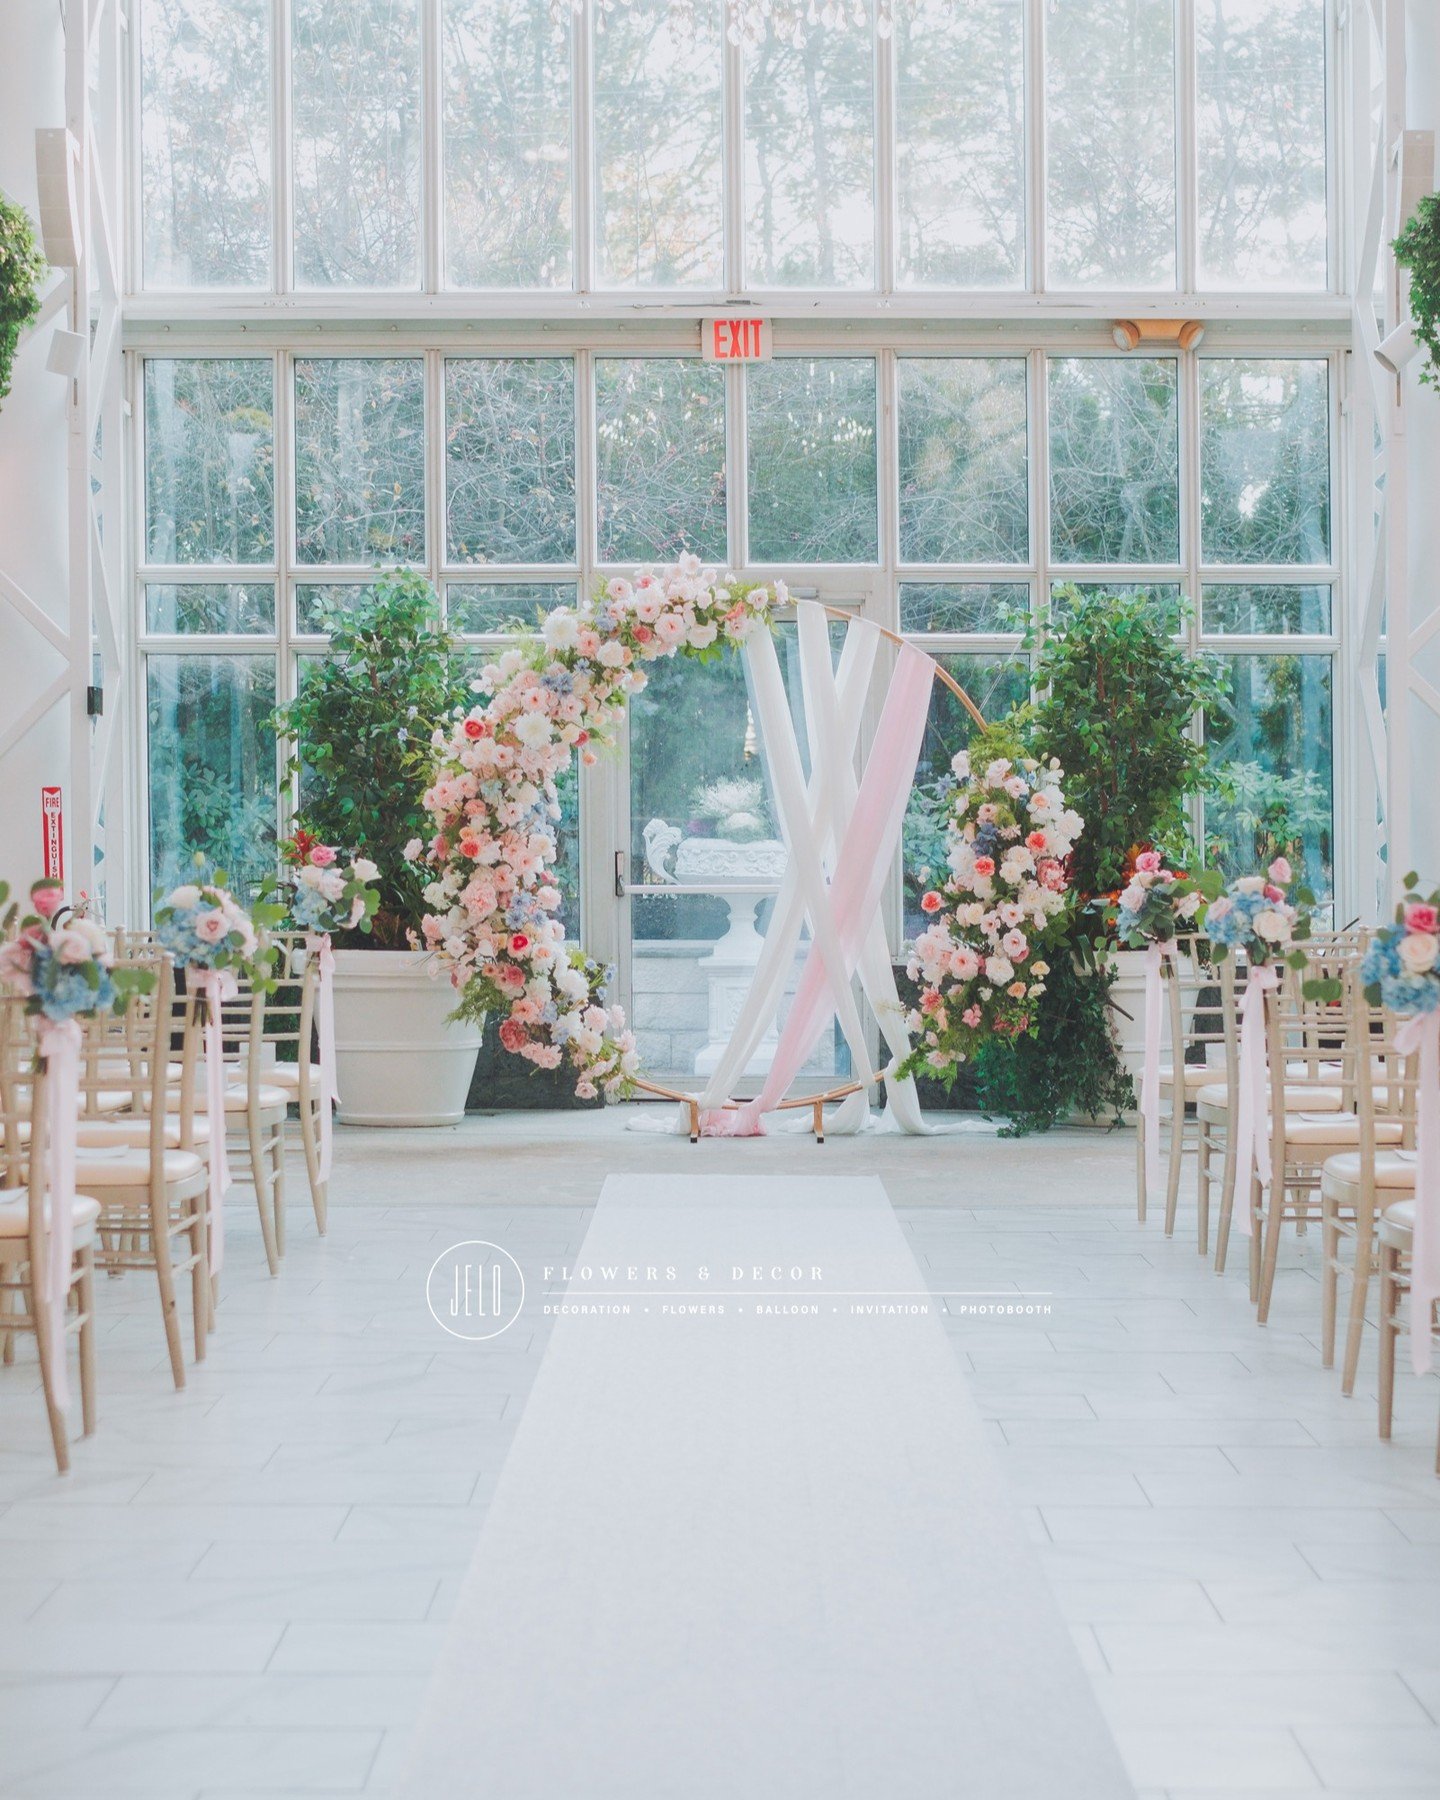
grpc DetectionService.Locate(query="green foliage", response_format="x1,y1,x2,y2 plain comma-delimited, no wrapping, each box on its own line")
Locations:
973,950,1132,1137
1395,193,1440,391
1201,759,1331,880
1023,589,1228,902
0,191,46,407
268,574,468,948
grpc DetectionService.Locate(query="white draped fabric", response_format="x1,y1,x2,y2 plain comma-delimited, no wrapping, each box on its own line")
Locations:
635,603,947,1137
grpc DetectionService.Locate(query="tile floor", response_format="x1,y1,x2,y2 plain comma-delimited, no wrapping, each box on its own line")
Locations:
0,1108,1438,1798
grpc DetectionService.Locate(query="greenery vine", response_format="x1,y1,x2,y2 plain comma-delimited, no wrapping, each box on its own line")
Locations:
1395,193,1440,391
0,192,46,407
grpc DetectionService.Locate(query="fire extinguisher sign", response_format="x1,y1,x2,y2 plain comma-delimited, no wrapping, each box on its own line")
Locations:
41,787,63,883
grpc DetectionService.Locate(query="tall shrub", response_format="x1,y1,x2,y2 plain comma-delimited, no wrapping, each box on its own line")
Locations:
269,573,468,947
0,192,45,406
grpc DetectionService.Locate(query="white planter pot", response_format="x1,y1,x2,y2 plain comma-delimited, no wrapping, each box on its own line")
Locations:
1103,947,1199,1081
330,949,484,1127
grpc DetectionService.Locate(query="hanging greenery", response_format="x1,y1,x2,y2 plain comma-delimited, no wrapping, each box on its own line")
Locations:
1395,193,1440,391
0,191,46,407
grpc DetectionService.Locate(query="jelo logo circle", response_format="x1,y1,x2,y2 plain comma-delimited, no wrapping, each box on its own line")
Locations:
426,1240,526,1341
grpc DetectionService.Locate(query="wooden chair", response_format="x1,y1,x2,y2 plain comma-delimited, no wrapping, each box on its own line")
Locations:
0,995,100,1471
252,933,327,1235
1137,933,1221,1247
1376,1200,1440,1472
200,976,290,1276
1319,968,1418,1393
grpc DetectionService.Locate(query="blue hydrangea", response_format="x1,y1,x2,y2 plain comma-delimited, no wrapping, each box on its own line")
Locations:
1380,971,1440,1014
32,946,115,1022
289,882,331,931
1361,931,1403,986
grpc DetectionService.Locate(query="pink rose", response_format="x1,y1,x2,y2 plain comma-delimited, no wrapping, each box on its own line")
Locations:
1267,855,1292,885
1026,830,1048,852
498,1018,527,1053
30,885,64,919
193,910,228,943
309,844,338,867
1038,861,1067,892
1404,902,1439,934
1134,850,1162,874
920,891,943,914
973,856,995,878
961,1006,982,1028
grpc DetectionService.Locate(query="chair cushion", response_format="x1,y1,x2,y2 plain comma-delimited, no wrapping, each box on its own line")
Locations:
1382,1198,1416,1233
262,1063,321,1091
1198,1083,1346,1114
70,1148,205,1185
0,1188,102,1237
1159,1064,1223,1092
1282,1113,1405,1147
76,1117,214,1150
1320,1150,1418,1193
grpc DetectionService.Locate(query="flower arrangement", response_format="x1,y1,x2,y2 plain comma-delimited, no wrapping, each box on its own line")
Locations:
415,555,787,1099
898,751,1084,1082
0,881,151,1022
267,828,380,938
1201,856,1315,969
153,874,274,985
1113,850,1218,948
1360,874,1440,1014
689,776,771,843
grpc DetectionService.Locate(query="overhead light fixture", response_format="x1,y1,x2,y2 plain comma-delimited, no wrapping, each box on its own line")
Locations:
1375,319,1422,375
1112,319,1206,351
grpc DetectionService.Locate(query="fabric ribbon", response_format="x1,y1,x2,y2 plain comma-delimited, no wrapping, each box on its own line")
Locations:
35,1017,81,1411
307,933,339,1181
1231,963,1280,1236
190,967,237,1273
1138,941,1178,1200
1395,1010,1440,1374
732,640,936,1136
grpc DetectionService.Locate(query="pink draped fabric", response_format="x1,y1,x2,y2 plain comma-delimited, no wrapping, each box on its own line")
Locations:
1232,964,1279,1237
307,933,340,1181
729,642,936,1137
1138,942,1171,1201
191,968,237,1273
36,1018,82,1410
1396,1011,1440,1374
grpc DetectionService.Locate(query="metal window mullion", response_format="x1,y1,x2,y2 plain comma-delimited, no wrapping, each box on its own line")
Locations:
574,0,594,295
275,0,293,294
1327,344,1351,917
877,348,899,621
1030,347,1049,648
723,0,745,294
124,0,144,296
422,0,443,293
1178,339,1206,851
1026,0,1046,295
874,0,894,299
729,361,749,571
426,347,447,611
129,350,151,922
273,348,298,842
1177,0,1199,296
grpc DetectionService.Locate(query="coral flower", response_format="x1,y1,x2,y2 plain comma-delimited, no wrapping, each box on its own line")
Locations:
920,890,943,914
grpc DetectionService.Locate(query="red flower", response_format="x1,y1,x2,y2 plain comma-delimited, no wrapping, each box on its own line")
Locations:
462,717,490,741
510,932,530,954
920,890,943,914
1026,830,1047,852
498,1018,527,1052
973,855,996,877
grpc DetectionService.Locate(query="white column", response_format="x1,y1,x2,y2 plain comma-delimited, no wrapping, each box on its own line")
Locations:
0,11,69,891
1405,0,1440,880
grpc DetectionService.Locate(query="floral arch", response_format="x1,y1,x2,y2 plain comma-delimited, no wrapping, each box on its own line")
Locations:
412,559,1080,1126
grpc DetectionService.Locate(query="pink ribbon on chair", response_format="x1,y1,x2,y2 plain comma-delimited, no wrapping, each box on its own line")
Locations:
729,643,935,1137
1395,1010,1440,1374
190,968,237,1274
1138,940,1178,1200
1231,963,1280,1237
306,933,340,1181
35,1017,81,1411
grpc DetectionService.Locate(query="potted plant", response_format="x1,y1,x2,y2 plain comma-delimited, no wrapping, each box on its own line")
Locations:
1021,589,1229,1079
1394,192,1440,389
269,573,477,1126
0,191,45,409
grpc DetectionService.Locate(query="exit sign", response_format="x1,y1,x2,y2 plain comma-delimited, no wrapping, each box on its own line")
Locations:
702,317,772,362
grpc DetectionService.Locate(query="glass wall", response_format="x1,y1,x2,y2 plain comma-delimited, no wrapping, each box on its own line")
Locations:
137,0,1331,298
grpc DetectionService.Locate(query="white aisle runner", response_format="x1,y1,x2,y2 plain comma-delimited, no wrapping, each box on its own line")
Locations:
400,1177,1134,1800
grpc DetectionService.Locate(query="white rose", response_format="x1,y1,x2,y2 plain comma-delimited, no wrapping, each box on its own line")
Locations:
513,712,554,747
985,954,1014,985
555,965,588,1001
541,610,581,652
352,858,378,883
597,640,628,668
168,884,202,908
1399,931,1439,973
687,621,718,649
403,838,423,861
1252,909,1291,943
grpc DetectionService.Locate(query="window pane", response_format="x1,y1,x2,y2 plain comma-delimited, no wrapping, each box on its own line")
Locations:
140,0,271,288
744,11,874,287
446,359,576,564
895,0,1024,288
1200,359,1330,564
442,0,571,287
449,582,578,633
145,584,275,634
1046,0,1176,288
1197,0,1327,289
898,358,1028,564
594,2,724,287
1050,582,1185,637
145,360,275,565
294,583,380,634
1203,584,1331,635
596,360,727,564
294,360,427,565
747,359,877,563
292,0,422,288
1204,652,1332,896
900,583,1031,635
904,653,1030,937
147,654,276,899
1048,357,1179,563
